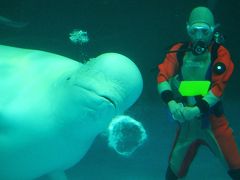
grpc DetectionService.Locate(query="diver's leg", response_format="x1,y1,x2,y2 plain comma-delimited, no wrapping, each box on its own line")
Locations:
207,114,240,180
166,122,201,180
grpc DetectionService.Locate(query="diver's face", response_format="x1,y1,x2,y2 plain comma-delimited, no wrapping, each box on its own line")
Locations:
187,23,214,45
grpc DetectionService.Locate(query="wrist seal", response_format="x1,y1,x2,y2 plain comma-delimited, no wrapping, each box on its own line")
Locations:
161,90,174,104
196,99,210,114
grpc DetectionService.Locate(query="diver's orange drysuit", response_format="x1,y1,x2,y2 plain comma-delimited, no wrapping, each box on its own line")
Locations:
157,42,240,179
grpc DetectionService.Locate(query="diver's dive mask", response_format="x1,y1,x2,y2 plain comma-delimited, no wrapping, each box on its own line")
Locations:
187,23,214,37
187,23,215,55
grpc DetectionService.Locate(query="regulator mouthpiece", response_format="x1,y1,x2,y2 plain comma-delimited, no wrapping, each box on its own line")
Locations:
192,41,207,55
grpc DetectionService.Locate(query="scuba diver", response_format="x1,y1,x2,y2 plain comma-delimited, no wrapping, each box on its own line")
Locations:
157,6,240,180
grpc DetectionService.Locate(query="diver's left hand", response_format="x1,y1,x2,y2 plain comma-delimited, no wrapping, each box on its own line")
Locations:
181,106,201,121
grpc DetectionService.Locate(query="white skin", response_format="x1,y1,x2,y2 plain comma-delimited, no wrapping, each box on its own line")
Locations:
0,45,143,180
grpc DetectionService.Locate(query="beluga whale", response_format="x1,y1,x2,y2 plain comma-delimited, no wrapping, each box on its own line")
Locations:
0,45,143,180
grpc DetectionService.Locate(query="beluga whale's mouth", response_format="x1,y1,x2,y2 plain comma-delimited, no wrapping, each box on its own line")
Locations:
99,95,116,109
73,83,117,110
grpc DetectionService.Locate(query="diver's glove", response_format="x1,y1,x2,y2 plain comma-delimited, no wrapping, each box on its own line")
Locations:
181,106,201,121
168,100,185,123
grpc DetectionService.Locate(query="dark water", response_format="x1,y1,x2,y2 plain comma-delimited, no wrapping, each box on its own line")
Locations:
1,0,240,179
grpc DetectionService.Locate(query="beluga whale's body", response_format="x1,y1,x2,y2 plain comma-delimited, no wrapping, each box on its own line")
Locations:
0,45,143,180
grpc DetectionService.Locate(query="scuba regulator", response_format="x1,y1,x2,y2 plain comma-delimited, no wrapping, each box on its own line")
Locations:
191,40,208,56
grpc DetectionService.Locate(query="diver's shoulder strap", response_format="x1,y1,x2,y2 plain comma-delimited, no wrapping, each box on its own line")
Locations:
210,42,221,62
176,42,189,68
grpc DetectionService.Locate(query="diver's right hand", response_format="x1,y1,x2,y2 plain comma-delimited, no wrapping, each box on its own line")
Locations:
167,100,185,123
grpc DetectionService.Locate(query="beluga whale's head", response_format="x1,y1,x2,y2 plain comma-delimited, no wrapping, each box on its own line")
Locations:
67,52,143,121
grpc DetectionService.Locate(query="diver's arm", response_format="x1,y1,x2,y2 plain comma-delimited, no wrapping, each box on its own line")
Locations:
157,43,185,122
181,87,223,121
157,81,174,103
158,81,185,122
158,83,185,122
211,46,234,97
157,43,182,102
181,89,221,121
157,81,171,93
197,46,234,114
203,90,221,106
181,90,221,121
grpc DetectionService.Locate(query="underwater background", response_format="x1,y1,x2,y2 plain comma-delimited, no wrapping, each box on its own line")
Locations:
0,0,240,179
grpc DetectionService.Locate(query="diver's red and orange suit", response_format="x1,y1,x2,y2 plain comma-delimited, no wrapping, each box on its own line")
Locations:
157,42,240,179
